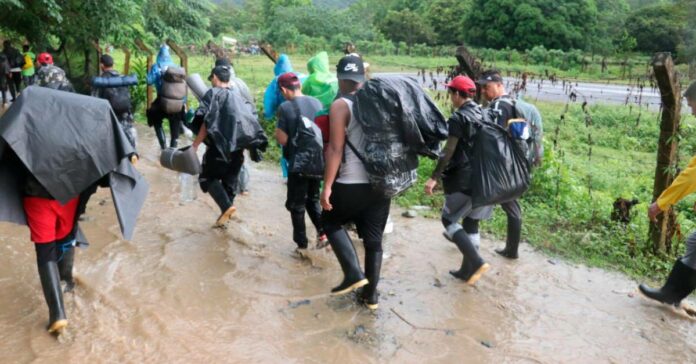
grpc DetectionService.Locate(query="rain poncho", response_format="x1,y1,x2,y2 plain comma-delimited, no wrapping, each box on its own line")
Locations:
351,76,448,197
263,54,305,120
301,52,338,110
146,45,176,94
0,86,149,241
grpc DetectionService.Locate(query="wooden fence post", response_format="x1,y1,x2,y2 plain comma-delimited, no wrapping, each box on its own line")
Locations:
122,47,131,75
650,52,683,253
134,39,153,110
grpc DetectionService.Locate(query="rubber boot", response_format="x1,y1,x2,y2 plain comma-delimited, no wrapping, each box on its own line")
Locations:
207,180,236,227
57,244,75,293
154,125,167,150
169,120,181,148
38,261,68,334
361,250,383,310
451,229,490,285
639,259,696,306
495,217,521,259
328,229,368,295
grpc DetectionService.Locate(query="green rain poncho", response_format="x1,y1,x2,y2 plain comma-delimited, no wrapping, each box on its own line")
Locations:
301,52,338,110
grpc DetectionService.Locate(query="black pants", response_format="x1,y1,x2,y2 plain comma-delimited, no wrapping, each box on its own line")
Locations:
286,173,323,248
8,72,21,100
146,98,183,146
199,148,244,204
322,183,391,250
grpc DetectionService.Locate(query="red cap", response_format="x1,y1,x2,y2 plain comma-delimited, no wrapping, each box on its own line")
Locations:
444,75,476,94
278,72,300,89
37,52,53,65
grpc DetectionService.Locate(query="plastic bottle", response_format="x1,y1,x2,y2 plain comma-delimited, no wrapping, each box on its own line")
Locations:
179,173,197,203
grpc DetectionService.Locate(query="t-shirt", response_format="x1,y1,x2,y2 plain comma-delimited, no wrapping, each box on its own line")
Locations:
442,101,481,193
276,95,322,159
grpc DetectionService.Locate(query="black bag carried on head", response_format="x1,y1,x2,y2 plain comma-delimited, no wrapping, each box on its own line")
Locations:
288,101,324,179
470,121,530,207
350,76,448,198
160,66,187,113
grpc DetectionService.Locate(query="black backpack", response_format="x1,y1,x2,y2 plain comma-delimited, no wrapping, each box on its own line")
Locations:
287,101,324,179
99,72,132,115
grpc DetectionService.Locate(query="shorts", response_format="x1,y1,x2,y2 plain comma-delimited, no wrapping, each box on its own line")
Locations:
23,196,79,244
441,192,493,232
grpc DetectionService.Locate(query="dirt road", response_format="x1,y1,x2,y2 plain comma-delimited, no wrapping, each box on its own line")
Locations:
1,126,695,363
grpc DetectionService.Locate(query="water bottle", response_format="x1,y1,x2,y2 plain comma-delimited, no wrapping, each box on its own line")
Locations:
179,173,197,203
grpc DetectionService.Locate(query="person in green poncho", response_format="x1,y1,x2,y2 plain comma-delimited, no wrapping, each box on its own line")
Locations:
302,52,338,110
21,44,35,87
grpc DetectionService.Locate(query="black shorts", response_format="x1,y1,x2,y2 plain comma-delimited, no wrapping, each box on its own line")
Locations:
321,183,391,243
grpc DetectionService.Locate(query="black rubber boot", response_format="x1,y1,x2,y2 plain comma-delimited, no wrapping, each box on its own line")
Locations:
328,229,368,296
57,244,75,293
38,261,68,334
154,125,167,150
169,120,181,148
451,229,490,285
639,259,696,306
207,180,236,226
495,217,521,259
290,211,308,249
361,250,383,310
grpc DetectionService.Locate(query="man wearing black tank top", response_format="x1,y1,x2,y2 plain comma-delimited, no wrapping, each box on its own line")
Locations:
321,55,389,310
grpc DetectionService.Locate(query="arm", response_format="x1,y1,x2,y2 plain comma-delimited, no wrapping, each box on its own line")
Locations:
192,124,207,151
321,99,349,211
649,156,696,221
424,136,459,195
275,128,288,146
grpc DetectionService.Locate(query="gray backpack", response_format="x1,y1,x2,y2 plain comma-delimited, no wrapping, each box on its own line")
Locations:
160,66,187,113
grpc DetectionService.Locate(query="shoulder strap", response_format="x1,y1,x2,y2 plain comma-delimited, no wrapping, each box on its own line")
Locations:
345,138,367,164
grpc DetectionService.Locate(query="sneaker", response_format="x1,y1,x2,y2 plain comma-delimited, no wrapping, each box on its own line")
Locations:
316,234,329,249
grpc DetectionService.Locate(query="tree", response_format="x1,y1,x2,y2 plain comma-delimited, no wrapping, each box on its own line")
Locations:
466,0,599,51
379,9,435,51
143,0,212,45
625,4,685,54
425,0,472,45
591,0,631,56
262,0,311,23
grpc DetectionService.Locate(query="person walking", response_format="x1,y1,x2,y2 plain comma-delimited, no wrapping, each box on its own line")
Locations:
146,45,185,150
21,44,35,87
424,75,491,284
3,40,23,101
640,81,696,309
474,70,525,259
94,54,138,153
274,72,328,254
321,55,388,309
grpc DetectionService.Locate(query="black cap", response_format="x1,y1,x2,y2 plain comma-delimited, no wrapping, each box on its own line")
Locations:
336,55,365,83
209,65,231,82
476,70,503,85
100,54,114,67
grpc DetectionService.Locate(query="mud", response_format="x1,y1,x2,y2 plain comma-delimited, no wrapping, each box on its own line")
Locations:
1,126,695,363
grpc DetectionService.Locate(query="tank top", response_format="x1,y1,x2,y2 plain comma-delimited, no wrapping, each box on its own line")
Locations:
336,97,370,184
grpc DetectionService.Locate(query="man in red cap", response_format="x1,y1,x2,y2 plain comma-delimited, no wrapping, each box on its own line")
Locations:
35,52,73,91
424,75,491,285
274,72,328,254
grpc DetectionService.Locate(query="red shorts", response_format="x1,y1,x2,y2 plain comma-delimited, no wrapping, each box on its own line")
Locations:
23,197,79,244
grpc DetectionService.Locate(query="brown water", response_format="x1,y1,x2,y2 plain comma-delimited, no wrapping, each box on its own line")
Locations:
1,126,695,363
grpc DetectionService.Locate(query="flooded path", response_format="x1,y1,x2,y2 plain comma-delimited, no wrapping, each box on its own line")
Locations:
1,126,695,363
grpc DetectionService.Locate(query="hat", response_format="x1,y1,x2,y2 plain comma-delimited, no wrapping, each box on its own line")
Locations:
336,55,365,83
209,65,231,82
278,72,301,89
476,70,503,85
685,81,696,101
37,52,53,65
444,76,477,94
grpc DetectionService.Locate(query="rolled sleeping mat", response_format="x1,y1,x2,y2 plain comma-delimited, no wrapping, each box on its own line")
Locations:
186,73,210,101
160,146,202,175
91,74,139,88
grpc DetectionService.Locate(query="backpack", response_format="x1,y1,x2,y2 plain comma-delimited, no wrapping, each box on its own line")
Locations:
160,66,187,113
288,101,324,179
102,85,132,115
485,98,542,167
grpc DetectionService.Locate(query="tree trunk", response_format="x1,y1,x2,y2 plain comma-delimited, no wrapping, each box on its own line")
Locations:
649,52,682,253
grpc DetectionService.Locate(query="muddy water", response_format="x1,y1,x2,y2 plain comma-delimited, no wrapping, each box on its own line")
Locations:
1,126,695,363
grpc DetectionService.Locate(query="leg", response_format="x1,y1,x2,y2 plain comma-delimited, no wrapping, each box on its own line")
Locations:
286,174,309,249
639,231,696,306
496,200,522,259
356,195,390,309
441,193,489,284
463,217,481,250
305,178,326,246
12,72,21,94
168,113,182,148
8,76,17,101
147,104,167,149
35,243,68,333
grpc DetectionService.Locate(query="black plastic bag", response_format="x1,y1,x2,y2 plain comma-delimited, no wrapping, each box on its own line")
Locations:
287,101,324,179
470,121,530,207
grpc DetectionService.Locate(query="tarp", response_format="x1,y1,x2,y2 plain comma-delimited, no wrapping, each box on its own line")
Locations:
0,86,148,240
302,52,338,110
201,87,268,159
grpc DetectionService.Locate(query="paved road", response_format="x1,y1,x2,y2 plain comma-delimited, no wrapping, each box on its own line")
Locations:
375,72,692,114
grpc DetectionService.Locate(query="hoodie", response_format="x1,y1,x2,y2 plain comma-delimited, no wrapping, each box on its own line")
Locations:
146,45,175,94
263,54,305,120
302,52,338,110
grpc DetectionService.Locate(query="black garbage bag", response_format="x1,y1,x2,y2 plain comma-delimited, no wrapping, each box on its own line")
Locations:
351,76,448,197
287,102,324,179
470,121,530,207
0,86,148,241
202,87,268,162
